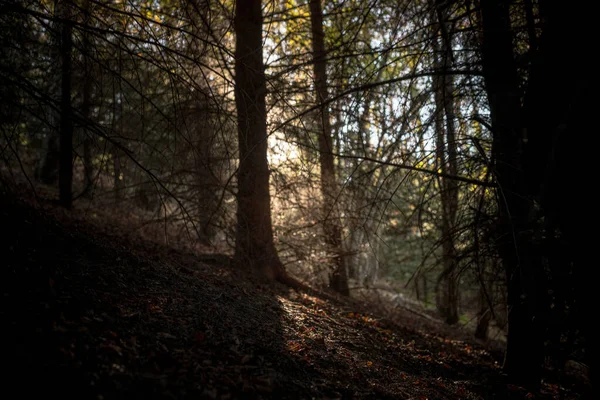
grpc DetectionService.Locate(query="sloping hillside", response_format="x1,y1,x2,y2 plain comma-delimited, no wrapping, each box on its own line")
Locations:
0,194,577,399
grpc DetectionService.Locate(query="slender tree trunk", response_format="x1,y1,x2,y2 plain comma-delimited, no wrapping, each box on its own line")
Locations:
233,0,289,283
431,1,459,325
112,42,125,204
350,52,389,286
112,90,122,203
475,284,492,340
58,1,73,209
113,147,122,202
480,0,544,388
347,229,362,280
38,2,62,185
308,0,348,296
414,272,421,301
81,0,93,196
196,126,219,245
39,129,60,185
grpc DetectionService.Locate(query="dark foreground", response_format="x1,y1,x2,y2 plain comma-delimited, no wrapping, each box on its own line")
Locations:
0,194,582,399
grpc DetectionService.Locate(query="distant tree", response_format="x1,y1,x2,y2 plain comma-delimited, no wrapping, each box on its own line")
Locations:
309,0,349,296
38,4,62,185
58,0,73,208
80,0,93,196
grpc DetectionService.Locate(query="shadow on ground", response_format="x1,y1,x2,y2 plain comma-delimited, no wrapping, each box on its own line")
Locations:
1,194,311,399
0,192,579,399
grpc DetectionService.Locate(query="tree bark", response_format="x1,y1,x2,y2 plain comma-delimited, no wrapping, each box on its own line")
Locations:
38,1,62,185
521,2,595,394
58,1,73,209
112,90,123,203
81,0,93,196
233,0,288,283
432,0,459,325
113,147,122,202
475,284,491,340
480,0,544,388
308,0,349,296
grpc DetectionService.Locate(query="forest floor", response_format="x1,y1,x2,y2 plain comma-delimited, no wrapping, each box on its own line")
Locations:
0,192,583,399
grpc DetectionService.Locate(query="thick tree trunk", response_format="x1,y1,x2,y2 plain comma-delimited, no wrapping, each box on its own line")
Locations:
58,1,73,209
522,2,595,394
480,0,544,388
233,0,288,283
308,0,349,296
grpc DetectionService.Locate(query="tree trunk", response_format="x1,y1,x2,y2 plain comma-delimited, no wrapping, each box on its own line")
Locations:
112,41,124,204
480,0,544,388
431,1,459,325
347,229,362,280
81,0,93,196
308,0,349,296
58,1,73,209
475,285,491,340
233,0,288,283
38,2,62,185
196,129,219,245
521,2,595,394
113,147,122,202
39,130,60,185
112,90,123,203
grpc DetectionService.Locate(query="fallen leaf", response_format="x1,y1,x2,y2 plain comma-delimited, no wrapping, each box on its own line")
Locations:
158,332,176,340
241,354,252,364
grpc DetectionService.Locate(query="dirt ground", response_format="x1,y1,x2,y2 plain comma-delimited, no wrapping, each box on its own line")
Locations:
0,193,582,399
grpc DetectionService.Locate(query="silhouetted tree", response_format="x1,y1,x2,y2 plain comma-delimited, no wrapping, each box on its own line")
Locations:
480,0,594,389
80,0,93,196
58,0,73,208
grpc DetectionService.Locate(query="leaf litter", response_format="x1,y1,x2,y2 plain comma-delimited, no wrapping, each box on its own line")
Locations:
0,195,582,399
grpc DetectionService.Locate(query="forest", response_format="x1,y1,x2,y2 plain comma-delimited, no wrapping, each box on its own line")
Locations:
0,0,594,398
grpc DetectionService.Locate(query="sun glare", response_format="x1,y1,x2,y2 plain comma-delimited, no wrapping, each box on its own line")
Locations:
268,133,299,166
